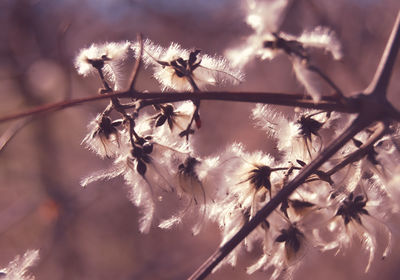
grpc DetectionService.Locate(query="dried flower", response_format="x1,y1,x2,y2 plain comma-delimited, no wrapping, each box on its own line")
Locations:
314,188,392,272
150,101,195,134
226,0,342,100
252,104,331,160
247,222,307,280
82,114,123,158
225,0,290,67
159,155,221,235
135,39,243,91
75,41,130,90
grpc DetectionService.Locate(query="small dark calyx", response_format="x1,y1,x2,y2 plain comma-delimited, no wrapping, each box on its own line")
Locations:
246,165,272,192
160,49,202,78
154,104,176,129
87,54,111,70
280,199,314,218
275,224,304,254
335,192,369,225
131,140,153,176
297,115,323,141
178,156,200,179
97,116,121,139
263,33,308,59
352,138,380,166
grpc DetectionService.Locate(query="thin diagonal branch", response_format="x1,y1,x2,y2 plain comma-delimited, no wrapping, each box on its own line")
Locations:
129,33,143,91
187,114,373,280
326,121,387,177
0,117,33,153
365,11,400,96
307,64,344,97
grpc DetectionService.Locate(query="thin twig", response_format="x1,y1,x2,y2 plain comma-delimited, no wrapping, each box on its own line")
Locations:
129,33,143,92
0,117,33,153
96,68,112,92
181,75,201,139
307,64,344,98
326,121,387,177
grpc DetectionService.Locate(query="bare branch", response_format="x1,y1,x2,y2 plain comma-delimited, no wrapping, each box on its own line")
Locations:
326,121,387,177
0,91,358,124
365,11,400,96
307,64,344,98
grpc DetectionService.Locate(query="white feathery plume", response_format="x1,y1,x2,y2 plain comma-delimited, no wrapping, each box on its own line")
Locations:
292,57,324,101
0,250,39,280
298,26,343,60
81,114,124,159
75,41,131,90
225,0,290,67
134,39,243,91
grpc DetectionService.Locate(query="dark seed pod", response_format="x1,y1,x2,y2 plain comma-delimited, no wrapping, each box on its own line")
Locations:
143,142,153,154
275,225,304,256
247,165,272,191
163,104,174,115
170,60,179,68
131,147,143,158
314,170,333,185
179,129,195,138
87,58,105,70
261,220,270,230
290,199,314,210
298,116,323,140
175,69,185,77
289,235,301,253
296,159,306,167
280,199,290,218
136,137,145,145
263,40,275,48
275,233,287,243
194,114,202,129
157,60,170,67
352,138,363,148
177,58,187,67
188,50,201,65
335,193,368,225
136,160,147,176
156,114,167,127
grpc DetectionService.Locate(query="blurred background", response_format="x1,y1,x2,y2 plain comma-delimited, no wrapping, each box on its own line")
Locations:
1,0,400,279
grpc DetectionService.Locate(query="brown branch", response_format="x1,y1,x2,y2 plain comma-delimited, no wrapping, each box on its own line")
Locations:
187,114,373,280
0,91,358,124
366,11,400,96
307,64,344,98
326,121,387,177
129,33,143,91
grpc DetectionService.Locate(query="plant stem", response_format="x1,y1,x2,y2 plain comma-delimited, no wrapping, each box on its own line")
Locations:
366,11,400,96
128,34,143,92
326,121,387,177
0,91,358,124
